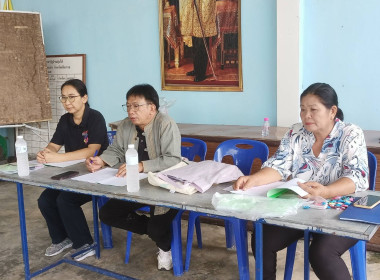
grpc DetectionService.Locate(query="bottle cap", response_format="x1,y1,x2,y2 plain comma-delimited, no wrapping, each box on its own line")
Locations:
264,117,269,121
17,135,24,139
128,144,134,149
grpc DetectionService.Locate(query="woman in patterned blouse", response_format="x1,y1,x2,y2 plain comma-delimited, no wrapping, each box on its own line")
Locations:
234,83,369,280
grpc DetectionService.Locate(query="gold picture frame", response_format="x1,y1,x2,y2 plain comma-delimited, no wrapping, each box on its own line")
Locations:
159,0,243,92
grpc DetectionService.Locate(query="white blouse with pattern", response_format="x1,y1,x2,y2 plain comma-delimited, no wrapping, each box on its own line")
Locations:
262,119,369,192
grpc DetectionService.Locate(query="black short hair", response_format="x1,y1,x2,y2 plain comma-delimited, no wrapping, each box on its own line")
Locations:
61,79,89,107
300,83,344,121
126,84,159,110
61,79,88,97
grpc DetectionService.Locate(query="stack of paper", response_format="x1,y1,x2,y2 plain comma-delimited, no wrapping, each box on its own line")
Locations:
72,167,147,187
0,163,18,174
0,160,44,174
44,159,85,168
227,178,309,198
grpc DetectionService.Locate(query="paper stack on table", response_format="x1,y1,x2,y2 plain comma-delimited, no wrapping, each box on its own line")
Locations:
0,160,44,174
44,159,85,168
72,167,147,187
227,178,308,198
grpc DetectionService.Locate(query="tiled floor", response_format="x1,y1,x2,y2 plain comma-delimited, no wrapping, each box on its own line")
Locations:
1,181,380,280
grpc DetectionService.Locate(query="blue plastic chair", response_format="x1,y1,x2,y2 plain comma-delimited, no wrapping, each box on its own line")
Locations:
185,139,269,279
181,137,207,161
284,150,377,280
107,130,116,145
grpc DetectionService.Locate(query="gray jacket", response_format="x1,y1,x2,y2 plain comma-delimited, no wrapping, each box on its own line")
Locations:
100,112,181,172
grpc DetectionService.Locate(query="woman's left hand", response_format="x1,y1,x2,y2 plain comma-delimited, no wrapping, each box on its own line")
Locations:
298,181,329,199
41,149,61,163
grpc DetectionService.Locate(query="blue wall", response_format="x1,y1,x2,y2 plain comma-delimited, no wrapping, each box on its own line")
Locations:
13,0,277,127
12,0,380,130
303,0,380,130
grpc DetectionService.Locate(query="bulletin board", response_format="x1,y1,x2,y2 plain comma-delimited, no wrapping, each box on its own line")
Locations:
46,54,86,126
0,11,51,125
18,54,86,155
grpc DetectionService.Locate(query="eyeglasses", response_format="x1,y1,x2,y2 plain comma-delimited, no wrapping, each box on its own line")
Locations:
122,103,151,112
59,95,81,103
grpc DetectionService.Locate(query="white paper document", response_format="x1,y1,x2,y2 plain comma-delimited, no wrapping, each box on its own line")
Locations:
226,178,308,198
226,181,284,196
0,160,44,174
45,159,85,168
72,167,148,187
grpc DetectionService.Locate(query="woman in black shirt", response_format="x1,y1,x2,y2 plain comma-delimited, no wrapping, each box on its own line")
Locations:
37,79,108,261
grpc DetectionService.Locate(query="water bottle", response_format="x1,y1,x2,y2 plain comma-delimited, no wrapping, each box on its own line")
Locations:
15,135,30,177
126,144,140,192
261,117,270,137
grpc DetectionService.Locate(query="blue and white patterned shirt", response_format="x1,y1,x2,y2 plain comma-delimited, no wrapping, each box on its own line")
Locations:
262,119,369,192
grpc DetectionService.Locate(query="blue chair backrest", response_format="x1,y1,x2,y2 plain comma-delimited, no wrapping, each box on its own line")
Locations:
213,139,269,176
368,151,377,191
181,137,207,161
107,131,116,145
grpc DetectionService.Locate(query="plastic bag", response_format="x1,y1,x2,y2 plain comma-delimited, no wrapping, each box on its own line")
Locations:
302,196,328,210
159,97,176,115
148,159,198,195
211,192,303,220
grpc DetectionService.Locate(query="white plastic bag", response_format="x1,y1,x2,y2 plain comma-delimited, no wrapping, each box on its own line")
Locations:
211,192,303,220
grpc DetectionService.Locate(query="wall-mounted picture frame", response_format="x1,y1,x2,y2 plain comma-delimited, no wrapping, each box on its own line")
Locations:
159,0,243,92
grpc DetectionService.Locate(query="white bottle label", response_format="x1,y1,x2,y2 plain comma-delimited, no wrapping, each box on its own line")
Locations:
16,146,27,153
126,155,138,165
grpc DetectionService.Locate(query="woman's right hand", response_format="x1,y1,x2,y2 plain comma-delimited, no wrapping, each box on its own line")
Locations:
233,175,256,190
85,156,104,173
116,163,126,177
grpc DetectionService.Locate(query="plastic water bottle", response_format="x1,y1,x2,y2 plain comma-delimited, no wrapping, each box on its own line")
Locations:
15,135,30,177
126,144,140,192
261,117,270,137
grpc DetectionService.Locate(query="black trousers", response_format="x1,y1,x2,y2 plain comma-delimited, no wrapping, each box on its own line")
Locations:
192,36,209,79
99,199,178,252
37,189,93,249
251,224,358,280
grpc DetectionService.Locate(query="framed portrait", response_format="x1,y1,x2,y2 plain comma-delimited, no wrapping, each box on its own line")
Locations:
159,0,243,92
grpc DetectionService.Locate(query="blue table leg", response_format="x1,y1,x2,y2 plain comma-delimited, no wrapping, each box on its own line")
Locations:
225,220,235,249
232,218,249,280
92,196,101,258
304,230,310,280
171,210,184,276
97,196,113,249
16,182,31,280
255,220,263,280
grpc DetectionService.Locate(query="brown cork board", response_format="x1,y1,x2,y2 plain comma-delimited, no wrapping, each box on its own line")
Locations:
0,11,51,125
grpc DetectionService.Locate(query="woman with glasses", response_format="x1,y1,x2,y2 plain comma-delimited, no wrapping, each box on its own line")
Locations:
85,84,181,271
37,79,108,261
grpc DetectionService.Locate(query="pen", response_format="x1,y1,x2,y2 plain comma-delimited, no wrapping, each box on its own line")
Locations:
90,150,98,164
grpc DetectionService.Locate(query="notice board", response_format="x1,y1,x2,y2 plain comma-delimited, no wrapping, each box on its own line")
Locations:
18,54,86,155
0,11,51,125
46,54,86,126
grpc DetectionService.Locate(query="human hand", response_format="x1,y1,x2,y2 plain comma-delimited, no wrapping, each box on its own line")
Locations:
41,149,61,163
297,181,328,198
85,156,104,173
36,150,46,163
233,175,256,191
116,163,126,177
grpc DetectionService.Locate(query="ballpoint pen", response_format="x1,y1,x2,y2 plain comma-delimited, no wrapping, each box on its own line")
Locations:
90,150,98,164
